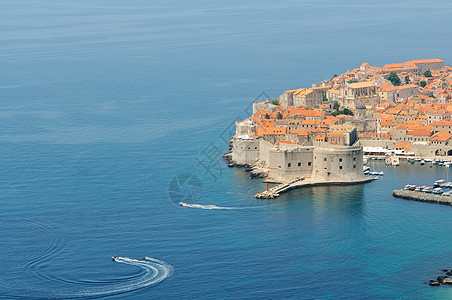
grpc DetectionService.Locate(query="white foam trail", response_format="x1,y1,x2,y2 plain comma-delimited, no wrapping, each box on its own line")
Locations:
73,257,173,298
43,257,174,299
179,202,262,210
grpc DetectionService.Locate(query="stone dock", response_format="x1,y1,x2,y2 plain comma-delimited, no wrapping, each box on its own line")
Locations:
393,190,452,206
254,177,372,199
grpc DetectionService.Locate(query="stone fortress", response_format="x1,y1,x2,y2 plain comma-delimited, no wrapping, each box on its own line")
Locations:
231,110,365,184
227,58,451,186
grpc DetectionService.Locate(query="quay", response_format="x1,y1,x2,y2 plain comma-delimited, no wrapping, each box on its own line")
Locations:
393,190,452,206
255,177,372,199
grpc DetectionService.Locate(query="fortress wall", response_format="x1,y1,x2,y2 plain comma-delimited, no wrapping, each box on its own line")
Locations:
415,62,445,73
279,93,293,107
312,147,364,182
253,101,278,114
268,147,314,182
232,138,260,165
258,139,274,164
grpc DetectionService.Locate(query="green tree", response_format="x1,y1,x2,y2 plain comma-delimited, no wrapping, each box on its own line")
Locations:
333,102,340,111
423,70,432,77
347,79,359,84
264,113,270,119
332,74,338,79
276,112,283,119
405,76,411,84
388,72,401,86
330,108,354,117
271,99,280,105
323,96,328,102
420,80,427,88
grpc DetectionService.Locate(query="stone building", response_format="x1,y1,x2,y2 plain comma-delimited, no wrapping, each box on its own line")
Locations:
378,84,419,102
279,86,330,108
339,81,379,107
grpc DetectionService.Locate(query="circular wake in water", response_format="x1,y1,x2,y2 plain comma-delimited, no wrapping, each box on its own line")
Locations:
0,219,173,299
68,256,173,299
2,256,173,299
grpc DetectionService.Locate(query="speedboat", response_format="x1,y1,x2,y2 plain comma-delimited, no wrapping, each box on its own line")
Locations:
112,256,119,262
422,186,433,193
433,188,444,194
404,184,416,190
179,202,189,207
434,180,445,187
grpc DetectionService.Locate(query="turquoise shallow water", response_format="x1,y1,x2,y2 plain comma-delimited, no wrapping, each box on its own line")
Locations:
1,0,452,299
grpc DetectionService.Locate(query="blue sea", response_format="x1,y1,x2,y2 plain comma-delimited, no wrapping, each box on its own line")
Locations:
1,0,452,299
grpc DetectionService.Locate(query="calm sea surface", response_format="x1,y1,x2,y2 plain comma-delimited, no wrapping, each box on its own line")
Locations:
1,1,452,299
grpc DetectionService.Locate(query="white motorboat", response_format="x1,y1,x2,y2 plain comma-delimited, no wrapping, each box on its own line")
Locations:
433,188,444,194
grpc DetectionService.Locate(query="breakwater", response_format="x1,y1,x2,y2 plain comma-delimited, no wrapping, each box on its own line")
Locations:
393,190,452,206
255,177,372,199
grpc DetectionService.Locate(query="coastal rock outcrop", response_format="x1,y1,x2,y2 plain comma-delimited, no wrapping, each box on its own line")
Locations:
429,281,441,286
437,276,450,284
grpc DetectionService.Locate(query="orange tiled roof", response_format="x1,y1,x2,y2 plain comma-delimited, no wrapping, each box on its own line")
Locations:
406,129,431,136
394,142,411,150
429,131,452,142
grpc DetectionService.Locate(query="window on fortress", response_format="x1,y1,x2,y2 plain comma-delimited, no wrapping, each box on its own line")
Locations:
353,165,356,168
288,163,291,167
324,158,327,162
353,157,356,161
340,166,343,169
308,162,312,166
298,162,301,167
339,158,343,162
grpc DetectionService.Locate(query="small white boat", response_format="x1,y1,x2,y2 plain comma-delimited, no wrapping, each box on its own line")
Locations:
379,171,384,175
420,160,425,165
433,188,444,194
434,179,445,187
422,186,433,193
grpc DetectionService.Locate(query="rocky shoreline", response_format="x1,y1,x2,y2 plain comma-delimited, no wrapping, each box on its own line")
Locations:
392,190,452,206
428,269,452,286
223,139,269,179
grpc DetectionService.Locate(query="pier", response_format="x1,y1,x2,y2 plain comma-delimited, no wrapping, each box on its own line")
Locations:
393,190,452,206
254,177,372,199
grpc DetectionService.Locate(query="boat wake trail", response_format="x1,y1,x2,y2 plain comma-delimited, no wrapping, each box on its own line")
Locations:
179,202,262,210
73,256,173,298
2,256,173,299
